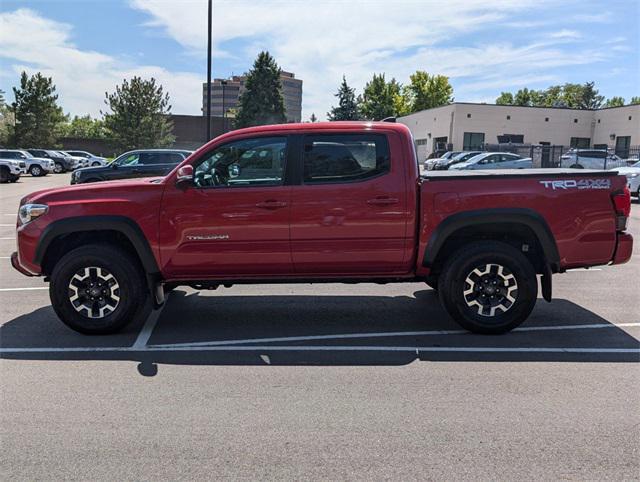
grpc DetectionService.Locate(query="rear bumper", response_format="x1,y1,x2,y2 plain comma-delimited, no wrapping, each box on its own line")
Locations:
611,233,633,265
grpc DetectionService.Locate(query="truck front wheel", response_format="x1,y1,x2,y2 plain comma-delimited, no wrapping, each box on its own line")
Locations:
49,244,149,334
438,241,538,334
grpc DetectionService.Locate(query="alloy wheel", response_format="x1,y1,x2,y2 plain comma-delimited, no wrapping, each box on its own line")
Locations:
463,263,518,317
68,266,121,318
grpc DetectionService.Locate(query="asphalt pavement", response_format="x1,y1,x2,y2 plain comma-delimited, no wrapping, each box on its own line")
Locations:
1,173,639,480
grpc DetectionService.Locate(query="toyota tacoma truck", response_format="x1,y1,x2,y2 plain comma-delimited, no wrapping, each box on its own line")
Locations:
11,122,633,335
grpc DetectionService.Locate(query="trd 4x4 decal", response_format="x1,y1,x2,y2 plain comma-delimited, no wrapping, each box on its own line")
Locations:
539,179,611,190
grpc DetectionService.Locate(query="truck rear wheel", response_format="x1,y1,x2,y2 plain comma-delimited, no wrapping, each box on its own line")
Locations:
438,241,538,334
49,244,149,334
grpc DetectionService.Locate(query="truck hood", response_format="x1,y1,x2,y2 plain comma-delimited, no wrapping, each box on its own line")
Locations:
22,176,165,205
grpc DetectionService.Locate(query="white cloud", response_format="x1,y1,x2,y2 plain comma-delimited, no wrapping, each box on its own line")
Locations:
0,8,202,116
130,0,611,119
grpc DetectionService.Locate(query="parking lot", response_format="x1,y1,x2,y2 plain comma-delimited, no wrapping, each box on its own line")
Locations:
1,173,639,479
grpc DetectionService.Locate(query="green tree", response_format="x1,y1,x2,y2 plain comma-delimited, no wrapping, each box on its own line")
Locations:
495,92,514,105
578,81,604,109
235,51,287,128
59,115,108,139
405,71,453,112
630,96,640,105
103,76,174,151
0,89,15,146
603,96,625,108
359,73,398,120
327,76,360,120
309,113,318,123
11,71,66,147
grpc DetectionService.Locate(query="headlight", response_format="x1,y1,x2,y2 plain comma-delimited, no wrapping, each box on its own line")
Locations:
73,171,81,179
18,204,48,225
627,173,639,178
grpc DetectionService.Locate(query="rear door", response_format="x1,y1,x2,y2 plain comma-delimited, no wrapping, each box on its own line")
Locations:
289,131,411,275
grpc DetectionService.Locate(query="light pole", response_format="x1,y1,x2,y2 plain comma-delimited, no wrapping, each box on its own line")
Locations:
221,79,227,132
206,0,212,140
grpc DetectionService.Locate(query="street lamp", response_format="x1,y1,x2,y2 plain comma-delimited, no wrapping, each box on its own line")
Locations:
206,0,212,140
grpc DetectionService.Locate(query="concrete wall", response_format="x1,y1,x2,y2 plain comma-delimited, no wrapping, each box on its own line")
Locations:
399,103,639,160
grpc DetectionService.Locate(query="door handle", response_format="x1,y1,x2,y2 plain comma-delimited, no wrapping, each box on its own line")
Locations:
255,200,288,209
367,197,399,206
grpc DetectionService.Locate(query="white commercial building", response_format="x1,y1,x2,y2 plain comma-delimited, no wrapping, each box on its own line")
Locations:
398,103,640,161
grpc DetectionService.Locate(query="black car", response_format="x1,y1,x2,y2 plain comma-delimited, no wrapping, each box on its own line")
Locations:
70,149,192,184
26,149,78,173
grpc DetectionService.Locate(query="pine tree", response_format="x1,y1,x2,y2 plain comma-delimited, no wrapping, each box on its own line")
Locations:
11,72,66,147
309,113,318,123
235,51,287,128
603,96,625,108
327,76,360,120
102,76,174,151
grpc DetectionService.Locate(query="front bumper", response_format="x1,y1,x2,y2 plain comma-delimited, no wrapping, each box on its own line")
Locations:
11,252,36,276
611,233,633,265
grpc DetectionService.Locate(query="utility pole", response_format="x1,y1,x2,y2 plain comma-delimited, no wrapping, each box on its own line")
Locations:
221,79,227,132
206,0,212,140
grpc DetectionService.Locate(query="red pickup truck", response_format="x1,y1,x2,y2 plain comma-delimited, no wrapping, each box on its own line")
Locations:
11,122,633,335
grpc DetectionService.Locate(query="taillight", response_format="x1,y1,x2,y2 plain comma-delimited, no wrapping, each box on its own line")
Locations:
612,187,631,231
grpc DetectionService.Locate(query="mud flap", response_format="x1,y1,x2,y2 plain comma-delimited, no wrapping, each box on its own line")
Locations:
541,265,552,302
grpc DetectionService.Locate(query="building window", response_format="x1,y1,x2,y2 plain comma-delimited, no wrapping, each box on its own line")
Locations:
615,136,631,158
570,137,590,149
497,134,524,144
597,119,601,123
506,115,511,120
545,117,549,122
415,138,429,146
573,118,578,123
463,132,485,150
629,116,633,121
467,113,471,118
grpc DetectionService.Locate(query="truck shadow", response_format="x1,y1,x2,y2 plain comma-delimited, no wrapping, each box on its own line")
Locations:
1,289,638,375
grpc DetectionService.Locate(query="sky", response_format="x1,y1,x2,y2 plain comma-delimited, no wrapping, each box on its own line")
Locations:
0,0,638,120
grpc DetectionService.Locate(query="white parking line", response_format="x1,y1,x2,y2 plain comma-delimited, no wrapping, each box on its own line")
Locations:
132,307,165,348
0,237,15,240
0,287,47,292
0,224,14,227
151,322,640,348
0,345,638,354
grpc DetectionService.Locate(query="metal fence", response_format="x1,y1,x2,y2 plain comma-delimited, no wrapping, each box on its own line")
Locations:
479,144,640,169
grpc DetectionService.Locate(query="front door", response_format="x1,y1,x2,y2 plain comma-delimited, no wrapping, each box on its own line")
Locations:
159,136,292,278
289,132,411,275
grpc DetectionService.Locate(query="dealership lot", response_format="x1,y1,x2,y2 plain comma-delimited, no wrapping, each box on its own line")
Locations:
1,174,639,479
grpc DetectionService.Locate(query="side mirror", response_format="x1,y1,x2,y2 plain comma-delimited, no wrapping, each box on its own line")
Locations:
175,165,194,188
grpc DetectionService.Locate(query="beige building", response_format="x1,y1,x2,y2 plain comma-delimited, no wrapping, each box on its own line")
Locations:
398,103,639,160
202,71,303,123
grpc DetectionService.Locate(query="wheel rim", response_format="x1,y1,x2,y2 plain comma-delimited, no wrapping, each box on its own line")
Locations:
32,166,41,175
92,162,100,166
463,263,518,317
68,267,120,319
54,163,63,173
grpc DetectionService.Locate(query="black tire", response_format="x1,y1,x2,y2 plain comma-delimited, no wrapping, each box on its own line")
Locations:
438,241,538,334
569,163,584,169
0,167,8,183
91,161,101,166
54,162,65,173
49,244,149,334
8,174,19,183
29,165,44,177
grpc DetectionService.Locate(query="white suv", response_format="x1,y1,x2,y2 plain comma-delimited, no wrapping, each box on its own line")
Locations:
0,158,23,183
0,149,55,177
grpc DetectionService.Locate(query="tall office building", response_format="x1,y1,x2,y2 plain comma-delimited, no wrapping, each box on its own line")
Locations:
202,71,303,123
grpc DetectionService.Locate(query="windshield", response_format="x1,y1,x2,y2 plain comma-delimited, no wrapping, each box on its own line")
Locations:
464,154,486,164
633,161,640,168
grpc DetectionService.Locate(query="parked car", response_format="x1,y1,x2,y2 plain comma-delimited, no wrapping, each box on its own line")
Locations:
433,151,483,170
70,149,192,184
0,149,54,176
11,122,632,336
560,149,627,170
26,149,78,173
449,152,533,170
64,150,108,167
424,151,461,171
610,161,640,199
56,151,86,168
0,157,23,183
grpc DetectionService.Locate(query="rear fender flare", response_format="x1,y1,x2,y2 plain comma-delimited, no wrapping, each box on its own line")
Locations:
422,208,560,272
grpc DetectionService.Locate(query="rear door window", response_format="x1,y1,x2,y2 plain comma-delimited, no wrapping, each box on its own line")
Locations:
303,134,390,184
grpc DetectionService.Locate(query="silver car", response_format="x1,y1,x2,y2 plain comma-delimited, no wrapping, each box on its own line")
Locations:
65,150,108,167
449,152,533,170
0,149,54,176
